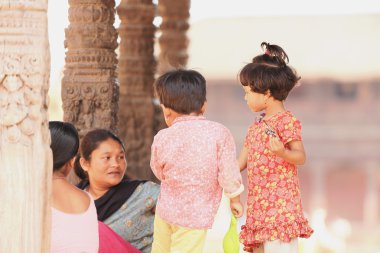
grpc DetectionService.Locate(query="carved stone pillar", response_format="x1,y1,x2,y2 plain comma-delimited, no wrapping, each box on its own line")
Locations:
157,0,190,74
117,0,157,180
0,1,52,252
153,0,191,145
62,0,119,136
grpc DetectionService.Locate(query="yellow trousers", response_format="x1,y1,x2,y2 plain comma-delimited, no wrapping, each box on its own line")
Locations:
151,214,207,253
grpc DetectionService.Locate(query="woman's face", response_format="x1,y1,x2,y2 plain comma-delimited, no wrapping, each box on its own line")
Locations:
83,138,127,189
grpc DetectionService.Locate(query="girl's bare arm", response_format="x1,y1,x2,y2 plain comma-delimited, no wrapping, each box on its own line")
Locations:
238,146,248,171
269,137,306,165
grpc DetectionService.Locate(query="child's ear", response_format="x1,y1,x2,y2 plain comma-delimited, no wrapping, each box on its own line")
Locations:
264,90,271,98
160,104,172,118
200,102,207,114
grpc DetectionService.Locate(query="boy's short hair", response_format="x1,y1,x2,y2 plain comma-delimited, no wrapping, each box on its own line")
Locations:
154,69,206,114
239,63,300,101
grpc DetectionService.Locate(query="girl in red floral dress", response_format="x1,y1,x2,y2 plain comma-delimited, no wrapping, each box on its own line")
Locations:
238,42,313,253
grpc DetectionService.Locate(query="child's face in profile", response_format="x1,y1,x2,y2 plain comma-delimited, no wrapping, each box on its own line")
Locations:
243,86,267,112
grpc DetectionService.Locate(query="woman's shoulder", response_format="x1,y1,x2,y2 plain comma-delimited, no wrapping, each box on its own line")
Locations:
52,181,91,214
70,186,92,211
125,181,160,208
135,181,160,195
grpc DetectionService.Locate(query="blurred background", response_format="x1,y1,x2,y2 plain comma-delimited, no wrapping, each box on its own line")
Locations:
48,0,380,252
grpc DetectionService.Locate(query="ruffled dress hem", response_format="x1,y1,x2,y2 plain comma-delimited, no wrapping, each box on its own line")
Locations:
239,219,313,252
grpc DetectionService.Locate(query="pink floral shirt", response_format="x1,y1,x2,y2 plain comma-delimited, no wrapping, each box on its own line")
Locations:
150,116,243,229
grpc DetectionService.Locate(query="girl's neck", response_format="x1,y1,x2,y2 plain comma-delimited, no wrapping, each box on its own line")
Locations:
263,101,285,120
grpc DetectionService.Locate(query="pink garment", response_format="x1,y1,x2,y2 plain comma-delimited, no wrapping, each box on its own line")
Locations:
98,221,141,253
51,194,99,253
240,111,313,250
151,115,243,229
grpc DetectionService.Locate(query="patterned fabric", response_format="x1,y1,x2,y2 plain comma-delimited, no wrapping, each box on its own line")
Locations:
240,111,313,250
104,182,160,253
151,115,243,229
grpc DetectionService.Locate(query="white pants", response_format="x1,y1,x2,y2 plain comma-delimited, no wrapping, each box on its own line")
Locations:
255,238,298,253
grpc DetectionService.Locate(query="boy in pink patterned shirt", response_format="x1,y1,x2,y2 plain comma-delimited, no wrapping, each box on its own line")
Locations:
150,69,244,253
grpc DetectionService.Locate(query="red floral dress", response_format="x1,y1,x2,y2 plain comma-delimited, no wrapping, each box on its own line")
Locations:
240,111,313,252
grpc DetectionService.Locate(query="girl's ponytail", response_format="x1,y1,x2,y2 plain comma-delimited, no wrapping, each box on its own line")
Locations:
254,42,289,67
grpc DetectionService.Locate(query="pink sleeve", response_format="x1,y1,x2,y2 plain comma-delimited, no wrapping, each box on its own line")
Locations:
150,135,164,181
217,129,244,198
278,116,302,144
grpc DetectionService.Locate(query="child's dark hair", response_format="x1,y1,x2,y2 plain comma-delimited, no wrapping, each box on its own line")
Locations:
74,129,126,180
252,42,289,66
154,69,206,114
239,42,301,101
49,121,80,171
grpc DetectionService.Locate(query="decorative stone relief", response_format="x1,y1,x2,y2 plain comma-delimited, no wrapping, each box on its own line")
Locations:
62,0,119,136
157,0,190,74
117,0,157,180
153,0,191,159
0,1,51,252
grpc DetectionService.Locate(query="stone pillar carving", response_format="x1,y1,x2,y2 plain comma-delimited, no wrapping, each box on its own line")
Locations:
154,0,191,145
62,0,119,136
0,1,52,252
157,0,190,74
117,0,156,180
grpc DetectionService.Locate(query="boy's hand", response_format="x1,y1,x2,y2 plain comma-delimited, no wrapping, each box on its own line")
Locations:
230,201,244,218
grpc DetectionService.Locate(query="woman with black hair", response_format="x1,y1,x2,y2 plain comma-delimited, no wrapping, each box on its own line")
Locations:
50,121,140,253
50,121,99,253
75,129,160,253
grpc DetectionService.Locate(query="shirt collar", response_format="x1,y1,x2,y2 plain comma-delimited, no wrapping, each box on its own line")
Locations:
172,115,206,125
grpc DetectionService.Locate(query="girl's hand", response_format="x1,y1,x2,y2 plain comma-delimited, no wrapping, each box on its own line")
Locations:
268,136,285,157
263,120,285,157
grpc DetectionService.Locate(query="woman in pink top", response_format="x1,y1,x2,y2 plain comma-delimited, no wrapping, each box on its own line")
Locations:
150,69,245,253
50,121,99,253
